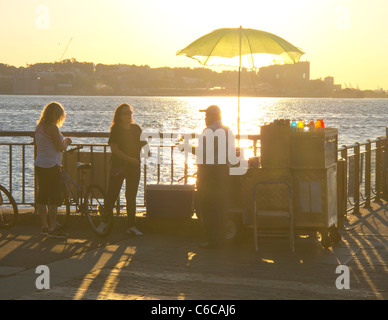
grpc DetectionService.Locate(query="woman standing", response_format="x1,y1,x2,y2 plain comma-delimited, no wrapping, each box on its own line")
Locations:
35,102,72,238
100,103,147,235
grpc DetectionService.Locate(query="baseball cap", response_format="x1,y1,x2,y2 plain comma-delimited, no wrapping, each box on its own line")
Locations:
199,105,221,114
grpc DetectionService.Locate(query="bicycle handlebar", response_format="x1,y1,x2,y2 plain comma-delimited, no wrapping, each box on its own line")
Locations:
177,172,197,182
65,146,83,153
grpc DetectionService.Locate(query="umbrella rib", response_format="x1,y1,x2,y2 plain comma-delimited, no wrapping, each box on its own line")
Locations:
241,29,255,69
203,32,228,65
269,35,303,62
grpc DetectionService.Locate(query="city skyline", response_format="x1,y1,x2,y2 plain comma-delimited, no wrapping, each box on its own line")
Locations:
1,0,387,91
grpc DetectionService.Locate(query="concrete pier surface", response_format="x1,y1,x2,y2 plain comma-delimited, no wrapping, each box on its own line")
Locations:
0,201,387,300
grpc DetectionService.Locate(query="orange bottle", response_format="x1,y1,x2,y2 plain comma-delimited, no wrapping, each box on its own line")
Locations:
315,119,321,131
308,119,315,132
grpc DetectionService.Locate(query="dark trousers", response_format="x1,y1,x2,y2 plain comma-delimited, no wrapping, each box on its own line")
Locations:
105,165,140,227
35,165,63,206
197,165,229,245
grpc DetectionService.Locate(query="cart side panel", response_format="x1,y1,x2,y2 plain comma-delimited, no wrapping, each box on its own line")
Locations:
292,165,337,228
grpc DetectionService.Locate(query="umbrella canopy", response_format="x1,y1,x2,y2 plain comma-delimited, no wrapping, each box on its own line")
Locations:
177,27,304,140
177,27,304,69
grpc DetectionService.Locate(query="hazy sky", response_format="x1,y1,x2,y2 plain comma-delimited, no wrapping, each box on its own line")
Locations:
1,0,387,90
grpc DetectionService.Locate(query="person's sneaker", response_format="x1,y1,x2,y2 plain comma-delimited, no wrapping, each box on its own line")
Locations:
126,226,143,236
96,221,109,234
40,227,49,236
48,228,68,239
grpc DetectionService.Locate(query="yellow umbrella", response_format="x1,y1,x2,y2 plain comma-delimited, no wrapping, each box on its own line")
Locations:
177,26,304,139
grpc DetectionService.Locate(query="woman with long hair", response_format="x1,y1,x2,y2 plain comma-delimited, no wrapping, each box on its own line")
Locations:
98,103,147,235
34,102,72,238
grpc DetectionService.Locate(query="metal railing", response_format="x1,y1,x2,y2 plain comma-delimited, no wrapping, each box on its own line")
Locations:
337,132,388,227
0,131,259,210
1,129,387,223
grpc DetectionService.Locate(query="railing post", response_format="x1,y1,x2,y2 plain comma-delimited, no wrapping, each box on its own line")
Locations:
9,145,12,194
340,146,349,221
375,138,383,202
337,158,346,228
34,140,37,213
253,138,258,157
143,157,147,207
383,128,388,200
364,140,372,208
157,146,161,184
170,145,174,183
353,143,360,214
183,134,190,184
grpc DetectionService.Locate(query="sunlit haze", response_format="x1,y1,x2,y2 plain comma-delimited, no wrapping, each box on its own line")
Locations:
0,0,387,90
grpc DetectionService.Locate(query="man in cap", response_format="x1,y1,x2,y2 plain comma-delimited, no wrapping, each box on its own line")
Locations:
195,105,235,248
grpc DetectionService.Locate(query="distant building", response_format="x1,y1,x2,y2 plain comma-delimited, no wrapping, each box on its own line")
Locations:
258,61,310,92
13,71,39,94
324,76,341,91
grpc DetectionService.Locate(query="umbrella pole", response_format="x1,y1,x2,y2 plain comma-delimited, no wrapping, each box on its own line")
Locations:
237,26,242,148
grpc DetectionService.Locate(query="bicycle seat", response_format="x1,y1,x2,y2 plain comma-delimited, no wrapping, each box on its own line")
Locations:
76,162,92,170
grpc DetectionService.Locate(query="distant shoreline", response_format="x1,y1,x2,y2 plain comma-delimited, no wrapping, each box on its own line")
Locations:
1,93,387,99
2,60,386,98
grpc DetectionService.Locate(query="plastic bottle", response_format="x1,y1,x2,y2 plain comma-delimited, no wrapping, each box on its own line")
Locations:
291,119,297,131
304,119,309,132
315,119,322,131
297,119,304,132
308,119,315,132
320,119,325,129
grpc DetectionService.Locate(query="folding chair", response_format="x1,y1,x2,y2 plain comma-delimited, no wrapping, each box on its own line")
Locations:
253,181,294,252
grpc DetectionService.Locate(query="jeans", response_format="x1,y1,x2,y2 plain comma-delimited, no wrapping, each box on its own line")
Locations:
104,165,140,228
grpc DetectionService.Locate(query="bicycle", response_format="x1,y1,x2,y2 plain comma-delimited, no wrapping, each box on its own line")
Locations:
56,146,111,236
0,183,18,228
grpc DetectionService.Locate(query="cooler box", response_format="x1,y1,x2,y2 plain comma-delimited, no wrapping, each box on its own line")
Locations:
260,123,291,168
291,128,338,169
146,184,195,218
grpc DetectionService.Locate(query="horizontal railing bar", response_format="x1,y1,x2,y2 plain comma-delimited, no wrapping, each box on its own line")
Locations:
338,137,387,151
0,131,261,141
0,142,34,146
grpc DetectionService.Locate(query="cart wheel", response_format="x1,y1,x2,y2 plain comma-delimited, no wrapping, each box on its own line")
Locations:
321,233,332,249
329,226,342,244
225,210,243,244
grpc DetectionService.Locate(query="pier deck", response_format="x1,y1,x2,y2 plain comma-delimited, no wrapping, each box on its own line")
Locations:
0,200,387,300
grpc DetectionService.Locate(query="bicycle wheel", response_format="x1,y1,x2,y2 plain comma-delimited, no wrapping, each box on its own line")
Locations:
0,184,18,228
84,185,111,236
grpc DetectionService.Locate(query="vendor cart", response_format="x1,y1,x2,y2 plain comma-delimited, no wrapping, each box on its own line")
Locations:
230,122,342,250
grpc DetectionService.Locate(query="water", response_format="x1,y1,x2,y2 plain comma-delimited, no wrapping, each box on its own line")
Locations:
1,95,387,206
1,95,387,145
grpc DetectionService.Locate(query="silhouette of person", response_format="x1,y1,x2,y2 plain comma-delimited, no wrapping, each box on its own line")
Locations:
34,102,72,238
98,104,148,236
195,105,235,248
